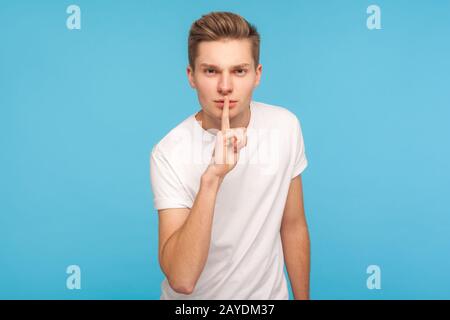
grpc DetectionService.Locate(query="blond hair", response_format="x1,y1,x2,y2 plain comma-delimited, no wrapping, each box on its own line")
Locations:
188,11,260,70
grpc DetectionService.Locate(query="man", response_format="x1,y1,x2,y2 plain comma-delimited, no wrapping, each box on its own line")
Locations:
150,11,310,300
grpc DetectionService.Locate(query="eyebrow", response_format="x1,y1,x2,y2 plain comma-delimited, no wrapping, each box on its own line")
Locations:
199,63,251,69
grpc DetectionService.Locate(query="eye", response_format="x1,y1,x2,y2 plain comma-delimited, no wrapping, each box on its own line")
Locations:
204,68,216,75
235,68,247,76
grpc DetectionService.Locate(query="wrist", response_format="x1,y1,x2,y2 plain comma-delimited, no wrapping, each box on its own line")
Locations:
201,167,224,187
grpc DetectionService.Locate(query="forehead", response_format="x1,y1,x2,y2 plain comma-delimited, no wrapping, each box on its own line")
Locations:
195,39,254,68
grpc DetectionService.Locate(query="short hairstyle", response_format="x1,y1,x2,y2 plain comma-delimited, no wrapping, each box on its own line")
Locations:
188,11,260,70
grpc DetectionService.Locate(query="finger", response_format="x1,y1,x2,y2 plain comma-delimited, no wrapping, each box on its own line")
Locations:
224,130,233,146
221,96,230,132
228,137,237,164
214,131,225,165
223,130,228,165
234,128,246,149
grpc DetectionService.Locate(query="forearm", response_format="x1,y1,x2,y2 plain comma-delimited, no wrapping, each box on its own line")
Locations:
281,223,311,300
161,171,223,292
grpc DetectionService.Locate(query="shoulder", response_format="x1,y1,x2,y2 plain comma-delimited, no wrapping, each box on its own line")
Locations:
252,100,301,129
151,115,196,160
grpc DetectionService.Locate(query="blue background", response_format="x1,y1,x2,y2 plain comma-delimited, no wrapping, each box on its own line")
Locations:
1,0,449,299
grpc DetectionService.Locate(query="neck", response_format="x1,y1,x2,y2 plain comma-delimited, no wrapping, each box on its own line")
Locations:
196,105,251,131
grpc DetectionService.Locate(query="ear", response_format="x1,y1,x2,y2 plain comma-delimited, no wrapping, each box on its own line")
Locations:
187,65,197,89
254,64,262,88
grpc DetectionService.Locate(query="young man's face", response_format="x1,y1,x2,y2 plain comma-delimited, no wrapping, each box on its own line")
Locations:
187,38,262,126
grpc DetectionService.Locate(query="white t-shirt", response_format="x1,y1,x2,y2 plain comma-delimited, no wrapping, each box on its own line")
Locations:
150,100,308,299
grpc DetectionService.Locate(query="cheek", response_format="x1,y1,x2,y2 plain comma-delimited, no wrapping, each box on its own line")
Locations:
196,78,216,97
236,77,256,95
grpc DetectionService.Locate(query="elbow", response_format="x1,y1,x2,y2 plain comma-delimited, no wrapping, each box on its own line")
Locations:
168,278,195,295
161,256,197,295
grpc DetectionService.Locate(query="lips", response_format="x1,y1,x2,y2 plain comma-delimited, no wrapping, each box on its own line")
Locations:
215,100,238,109
214,100,238,103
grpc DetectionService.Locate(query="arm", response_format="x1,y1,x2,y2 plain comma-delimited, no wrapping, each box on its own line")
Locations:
158,96,247,294
280,174,311,300
159,170,223,295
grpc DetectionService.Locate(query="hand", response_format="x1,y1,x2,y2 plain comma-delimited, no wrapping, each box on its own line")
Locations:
206,96,247,179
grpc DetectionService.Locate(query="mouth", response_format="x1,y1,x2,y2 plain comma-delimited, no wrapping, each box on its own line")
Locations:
214,100,238,109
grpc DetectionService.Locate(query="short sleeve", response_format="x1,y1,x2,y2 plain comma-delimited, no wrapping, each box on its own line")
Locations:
150,146,193,210
291,117,308,178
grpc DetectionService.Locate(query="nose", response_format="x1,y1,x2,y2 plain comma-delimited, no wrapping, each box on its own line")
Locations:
218,72,233,95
